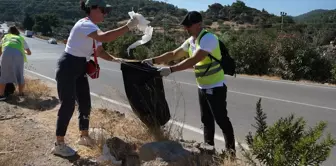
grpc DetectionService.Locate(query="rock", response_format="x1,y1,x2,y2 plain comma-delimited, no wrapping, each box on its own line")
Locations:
72,157,100,166
122,154,141,166
106,137,138,164
139,141,197,166
142,158,169,166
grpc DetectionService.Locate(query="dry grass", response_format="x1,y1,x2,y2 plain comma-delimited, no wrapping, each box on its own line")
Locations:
239,74,282,81
0,76,251,165
82,108,249,166
24,78,52,98
0,77,60,166
83,108,171,151
5,77,59,111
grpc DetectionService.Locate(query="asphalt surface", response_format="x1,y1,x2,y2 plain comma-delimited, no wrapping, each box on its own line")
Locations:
1,23,336,165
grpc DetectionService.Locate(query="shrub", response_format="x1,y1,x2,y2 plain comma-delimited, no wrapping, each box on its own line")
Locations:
270,33,306,80
330,64,336,84
240,98,336,166
229,32,272,75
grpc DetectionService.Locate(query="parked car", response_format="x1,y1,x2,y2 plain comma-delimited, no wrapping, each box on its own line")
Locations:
48,38,57,44
24,30,33,37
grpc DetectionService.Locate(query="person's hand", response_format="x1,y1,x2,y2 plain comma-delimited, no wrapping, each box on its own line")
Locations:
142,58,153,66
126,17,139,30
158,67,172,77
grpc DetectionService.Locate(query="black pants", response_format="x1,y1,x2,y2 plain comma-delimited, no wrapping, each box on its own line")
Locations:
55,52,91,137
198,84,235,151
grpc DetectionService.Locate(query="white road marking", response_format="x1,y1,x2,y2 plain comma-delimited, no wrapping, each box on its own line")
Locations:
163,79,336,111
146,65,336,90
24,69,249,150
231,75,336,90
99,67,336,111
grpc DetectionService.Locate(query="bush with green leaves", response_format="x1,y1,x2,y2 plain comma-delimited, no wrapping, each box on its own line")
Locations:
240,98,336,166
228,32,272,75
330,64,336,84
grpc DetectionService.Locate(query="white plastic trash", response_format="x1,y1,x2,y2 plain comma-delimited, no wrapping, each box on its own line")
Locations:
127,11,154,56
96,144,122,165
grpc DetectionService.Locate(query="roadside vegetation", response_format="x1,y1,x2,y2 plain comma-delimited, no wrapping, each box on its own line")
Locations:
1,0,335,84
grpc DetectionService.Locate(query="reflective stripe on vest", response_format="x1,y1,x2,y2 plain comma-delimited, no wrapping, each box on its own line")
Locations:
1,34,27,62
188,29,224,86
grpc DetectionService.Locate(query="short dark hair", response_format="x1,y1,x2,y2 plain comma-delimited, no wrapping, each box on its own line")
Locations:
180,11,203,27
8,26,20,35
80,1,98,14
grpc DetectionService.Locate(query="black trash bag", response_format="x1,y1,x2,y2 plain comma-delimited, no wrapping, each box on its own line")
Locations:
0,66,15,96
120,61,171,127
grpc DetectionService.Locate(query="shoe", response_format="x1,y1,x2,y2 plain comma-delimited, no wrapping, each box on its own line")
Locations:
199,142,216,154
51,142,76,157
0,95,6,101
77,135,95,147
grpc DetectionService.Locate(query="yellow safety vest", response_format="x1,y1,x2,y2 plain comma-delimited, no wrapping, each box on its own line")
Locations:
188,29,224,86
1,34,27,62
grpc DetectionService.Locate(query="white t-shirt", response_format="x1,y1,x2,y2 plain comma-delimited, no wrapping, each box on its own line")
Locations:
180,31,225,89
65,18,102,59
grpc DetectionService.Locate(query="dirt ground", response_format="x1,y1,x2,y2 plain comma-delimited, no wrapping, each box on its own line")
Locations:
0,76,173,166
0,77,90,166
0,76,246,166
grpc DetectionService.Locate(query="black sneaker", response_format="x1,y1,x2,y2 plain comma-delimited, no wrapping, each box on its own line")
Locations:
0,95,6,101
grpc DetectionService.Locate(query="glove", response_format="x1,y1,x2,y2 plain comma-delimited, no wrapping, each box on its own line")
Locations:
126,17,139,30
158,67,172,77
142,58,154,66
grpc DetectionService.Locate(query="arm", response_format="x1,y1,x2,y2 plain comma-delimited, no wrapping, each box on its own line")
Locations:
152,39,190,64
88,26,129,43
170,33,218,73
152,47,188,64
87,18,138,43
170,49,208,72
23,39,31,55
25,49,32,55
96,45,116,61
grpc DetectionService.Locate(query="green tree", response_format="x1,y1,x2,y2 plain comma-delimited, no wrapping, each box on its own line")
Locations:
229,32,272,75
22,13,35,31
240,98,336,166
33,13,60,36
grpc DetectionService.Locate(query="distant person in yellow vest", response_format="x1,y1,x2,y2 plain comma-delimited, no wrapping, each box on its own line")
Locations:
0,26,31,100
142,11,236,157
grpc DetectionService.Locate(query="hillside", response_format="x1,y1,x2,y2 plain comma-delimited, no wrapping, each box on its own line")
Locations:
0,0,289,38
294,9,336,23
0,0,335,85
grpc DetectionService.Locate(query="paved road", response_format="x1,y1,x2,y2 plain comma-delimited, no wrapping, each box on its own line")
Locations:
1,23,336,165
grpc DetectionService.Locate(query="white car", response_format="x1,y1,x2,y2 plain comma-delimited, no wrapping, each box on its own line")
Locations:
25,30,33,37
48,38,57,44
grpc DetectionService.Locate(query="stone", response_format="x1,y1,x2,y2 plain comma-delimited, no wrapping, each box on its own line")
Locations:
122,154,141,166
106,137,136,161
142,158,169,166
139,141,196,166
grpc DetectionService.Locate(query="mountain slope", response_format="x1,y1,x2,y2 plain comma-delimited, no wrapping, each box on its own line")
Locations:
0,0,286,26
294,9,336,23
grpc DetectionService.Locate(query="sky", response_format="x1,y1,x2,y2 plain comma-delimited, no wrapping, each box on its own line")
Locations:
156,0,336,16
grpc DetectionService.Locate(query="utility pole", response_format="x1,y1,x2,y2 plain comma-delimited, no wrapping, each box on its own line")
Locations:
163,0,168,43
280,11,287,31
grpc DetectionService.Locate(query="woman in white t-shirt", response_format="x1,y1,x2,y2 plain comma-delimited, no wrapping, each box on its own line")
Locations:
52,0,139,157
